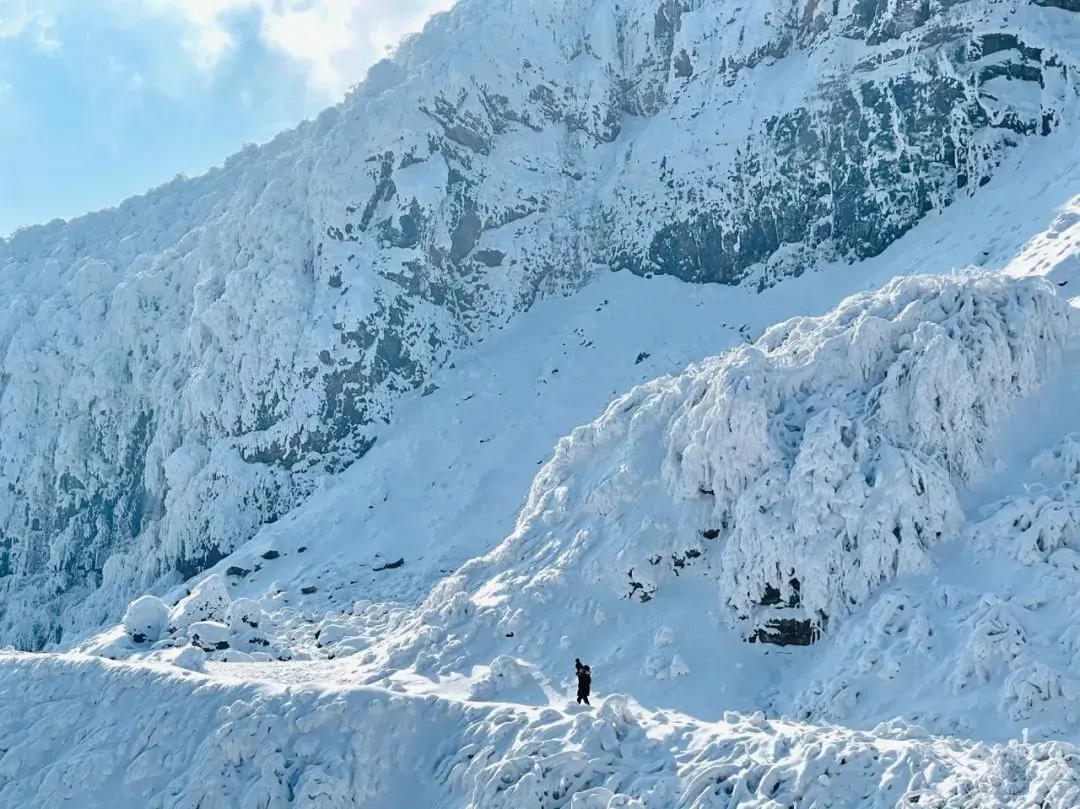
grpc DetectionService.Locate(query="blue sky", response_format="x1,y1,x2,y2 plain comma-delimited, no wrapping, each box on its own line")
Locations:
0,0,451,236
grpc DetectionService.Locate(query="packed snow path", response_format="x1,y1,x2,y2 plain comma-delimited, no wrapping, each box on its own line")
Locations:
4,651,1080,809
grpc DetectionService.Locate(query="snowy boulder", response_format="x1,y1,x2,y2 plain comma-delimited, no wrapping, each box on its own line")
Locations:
328,636,369,660
189,621,231,652
170,574,231,633
469,656,546,704
216,649,255,663
226,598,264,633
314,620,352,649
122,595,170,644
80,627,134,661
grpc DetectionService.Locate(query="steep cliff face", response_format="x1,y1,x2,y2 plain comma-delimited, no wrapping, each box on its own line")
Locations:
0,0,1077,647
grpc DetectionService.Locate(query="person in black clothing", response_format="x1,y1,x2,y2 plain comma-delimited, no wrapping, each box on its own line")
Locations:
575,658,592,705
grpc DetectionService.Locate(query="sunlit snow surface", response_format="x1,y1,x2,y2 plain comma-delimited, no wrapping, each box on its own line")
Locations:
4,128,1080,806
8,1,1080,800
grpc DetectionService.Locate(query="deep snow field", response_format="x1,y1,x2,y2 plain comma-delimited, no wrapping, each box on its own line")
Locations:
8,133,1080,808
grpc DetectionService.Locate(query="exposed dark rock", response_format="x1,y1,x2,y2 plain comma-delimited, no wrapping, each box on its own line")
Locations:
673,49,693,78
226,566,250,578
261,550,281,561
1032,0,1080,10
759,579,802,608
626,568,656,603
175,547,227,580
473,249,506,267
373,558,405,572
749,618,820,647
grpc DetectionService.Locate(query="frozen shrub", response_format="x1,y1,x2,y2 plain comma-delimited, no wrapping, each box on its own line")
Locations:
227,598,264,634
488,273,1073,632
122,595,170,644
189,621,231,652
170,575,231,634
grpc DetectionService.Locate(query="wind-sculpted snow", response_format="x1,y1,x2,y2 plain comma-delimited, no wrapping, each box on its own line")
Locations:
4,651,1080,809
2,0,1080,649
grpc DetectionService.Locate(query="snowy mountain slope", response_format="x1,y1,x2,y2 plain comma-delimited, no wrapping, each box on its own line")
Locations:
59,122,1080,656
61,147,1080,734
7,151,1080,805
3,0,1080,649
277,271,1075,735
8,272,1080,805
6,651,1080,809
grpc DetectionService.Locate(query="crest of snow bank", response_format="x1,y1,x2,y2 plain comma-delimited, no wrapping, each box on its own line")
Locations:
6,652,1080,809
473,273,1074,629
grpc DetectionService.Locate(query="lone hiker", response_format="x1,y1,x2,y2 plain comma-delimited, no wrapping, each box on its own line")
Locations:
575,658,592,705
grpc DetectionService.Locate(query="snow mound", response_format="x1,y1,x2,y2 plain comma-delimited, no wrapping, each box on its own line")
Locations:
170,575,231,634
86,575,304,665
121,595,169,644
188,621,231,652
467,655,548,704
226,598,263,634
5,652,1080,809
444,273,1073,638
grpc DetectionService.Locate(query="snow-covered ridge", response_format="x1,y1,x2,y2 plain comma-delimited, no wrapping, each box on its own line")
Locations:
5,651,1080,809
1,0,1078,648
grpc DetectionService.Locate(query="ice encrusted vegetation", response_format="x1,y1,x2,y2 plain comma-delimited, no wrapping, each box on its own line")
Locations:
418,273,1075,642
2,0,1078,651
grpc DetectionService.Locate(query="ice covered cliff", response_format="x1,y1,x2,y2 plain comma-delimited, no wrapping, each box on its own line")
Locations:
2,0,1079,646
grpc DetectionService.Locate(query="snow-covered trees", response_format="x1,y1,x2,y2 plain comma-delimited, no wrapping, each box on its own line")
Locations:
460,273,1074,641
170,575,231,634
121,595,169,644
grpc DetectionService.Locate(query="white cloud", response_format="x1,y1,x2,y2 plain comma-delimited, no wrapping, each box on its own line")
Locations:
143,0,455,98
0,2,36,40
0,0,60,51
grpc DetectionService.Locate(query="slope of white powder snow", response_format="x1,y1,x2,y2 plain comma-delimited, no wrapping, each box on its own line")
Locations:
5,269,1080,803
277,270,1075,737
66,123,1080,652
